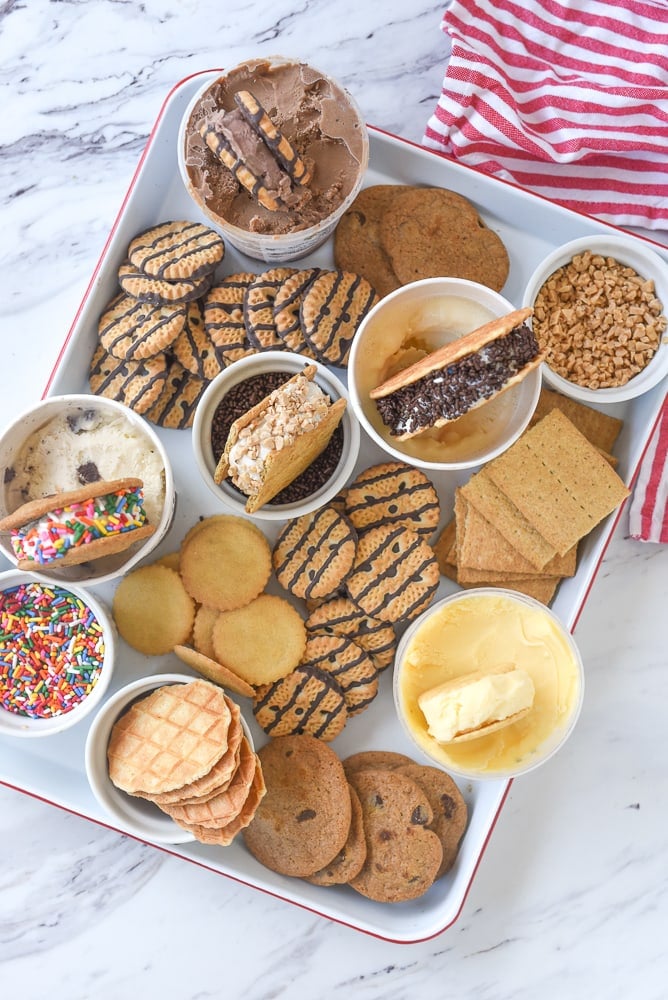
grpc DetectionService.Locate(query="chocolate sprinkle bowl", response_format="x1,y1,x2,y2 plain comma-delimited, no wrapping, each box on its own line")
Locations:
348,277,542,472
192,351,360,521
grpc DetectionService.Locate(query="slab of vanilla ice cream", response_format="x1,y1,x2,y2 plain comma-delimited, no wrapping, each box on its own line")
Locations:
418,667,535,743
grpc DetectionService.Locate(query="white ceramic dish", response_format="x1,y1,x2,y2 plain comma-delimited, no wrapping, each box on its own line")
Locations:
0,393,175,586
0,71,666,944
522,234,668,403
348,277,541,471
393,589,585,781
192,350,360,520
0,569,116,738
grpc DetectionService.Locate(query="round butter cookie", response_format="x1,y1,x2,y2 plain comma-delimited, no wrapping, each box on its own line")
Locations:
347,768,443,903
211,593,306,687
173,643,255,699
300,269,379,367
379,186,509,292
98,292,186,360
345,523,440,624
333,185,403,299
252,664,348,742
272,506,358,602
305,595,397,672
307,784,367,885
243,734,352,877
179,515,272,612
243,267,297,351
203,272,258,366
127,220,225,281
118,259,215,305
299,632,378,716
112,564,196,655
88,344,168,414
272,267,321,356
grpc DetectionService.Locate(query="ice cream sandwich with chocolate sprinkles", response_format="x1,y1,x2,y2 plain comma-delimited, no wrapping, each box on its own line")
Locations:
370,307,543,440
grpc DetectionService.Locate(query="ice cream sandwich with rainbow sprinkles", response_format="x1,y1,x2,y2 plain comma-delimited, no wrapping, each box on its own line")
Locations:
0,477,154,570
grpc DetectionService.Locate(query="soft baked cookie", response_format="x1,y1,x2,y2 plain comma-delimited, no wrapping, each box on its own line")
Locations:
396,763,468,879
306,784,367,886
243,734,353,877
333,185,403,298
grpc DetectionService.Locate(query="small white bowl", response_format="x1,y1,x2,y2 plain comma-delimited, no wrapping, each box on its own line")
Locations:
177,57,369,263
393,589,584,781
0,570,116,738
348,277,542,471
0,394,175,586
522,234,668,403
192,351,360,521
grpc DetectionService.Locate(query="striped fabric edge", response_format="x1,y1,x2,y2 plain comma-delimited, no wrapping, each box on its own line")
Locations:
423,0,668,229
628,399,668,543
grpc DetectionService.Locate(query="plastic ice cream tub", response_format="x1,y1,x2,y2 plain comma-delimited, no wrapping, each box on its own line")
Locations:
177,56,369,263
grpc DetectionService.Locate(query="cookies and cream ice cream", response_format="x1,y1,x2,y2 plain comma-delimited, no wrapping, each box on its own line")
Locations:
183,58,368,237
395,590,583,778
4,406,166,526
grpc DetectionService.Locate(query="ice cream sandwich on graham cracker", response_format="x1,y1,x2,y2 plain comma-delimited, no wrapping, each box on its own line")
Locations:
214,365,346,513
370,307,543,440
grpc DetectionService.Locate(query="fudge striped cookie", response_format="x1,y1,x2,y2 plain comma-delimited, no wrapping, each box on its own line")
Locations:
98,292,186,360
272,506,358,602
144,359,206,429
299,632,379,716
234,90,313,186
203,272,257,366
117,259,214,305
344,461,441,538
199,121,286,212
345,523,440,623
243,267,297,351
300,269,379,367
88,344,168,414
305,595,397,672
171,299,223,381
272,267,321,356
127,220,225,281
252,665,348,742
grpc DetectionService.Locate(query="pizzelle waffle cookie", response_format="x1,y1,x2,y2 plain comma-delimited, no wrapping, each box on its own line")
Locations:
107,681,264,846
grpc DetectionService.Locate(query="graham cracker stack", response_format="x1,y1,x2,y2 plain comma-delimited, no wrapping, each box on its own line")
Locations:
432,393,630,605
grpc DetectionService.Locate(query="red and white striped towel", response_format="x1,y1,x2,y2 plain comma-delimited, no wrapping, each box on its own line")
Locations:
423,0,668,230
628,397,668,543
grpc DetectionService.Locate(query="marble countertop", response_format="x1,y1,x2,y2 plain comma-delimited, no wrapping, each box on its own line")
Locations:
1,2,667,997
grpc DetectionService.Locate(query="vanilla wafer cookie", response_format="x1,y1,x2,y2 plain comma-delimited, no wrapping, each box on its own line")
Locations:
98,292,186,360
118,260,215,305
300,632,379,716
345,523,440,623
300,270,378,367
203,273,257,366
272,506,357,602
273,267,321,356
199,121,286,212
305,595,397,671
344,461,441,537
252,664,348,741
244,267,297,351
88,344,168,414
107,679,232,796
127,220,225,281
234,90,313,186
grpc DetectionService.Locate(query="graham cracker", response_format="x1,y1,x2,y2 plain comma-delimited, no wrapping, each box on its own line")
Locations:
484,409,630,556
431,518,458,580
457,496,577,577
459,575,561,605
459,469,557,570
530,387,623,453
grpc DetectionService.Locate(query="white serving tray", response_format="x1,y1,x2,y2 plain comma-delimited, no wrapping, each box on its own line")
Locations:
1,71,666,944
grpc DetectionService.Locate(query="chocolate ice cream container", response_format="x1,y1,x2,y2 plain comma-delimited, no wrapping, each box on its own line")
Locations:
178,57,369,263
0,394,175,587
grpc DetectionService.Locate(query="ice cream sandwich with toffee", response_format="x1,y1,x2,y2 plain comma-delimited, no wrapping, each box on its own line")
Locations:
214,365,346,513
370,307,543,440
0,478,154,569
